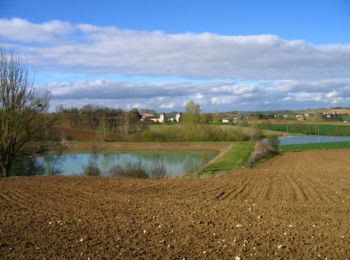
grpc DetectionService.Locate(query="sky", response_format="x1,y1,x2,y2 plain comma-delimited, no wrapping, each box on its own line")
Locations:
1,0,350,112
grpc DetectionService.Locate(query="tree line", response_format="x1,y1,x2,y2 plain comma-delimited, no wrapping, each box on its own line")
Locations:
56,105,143,140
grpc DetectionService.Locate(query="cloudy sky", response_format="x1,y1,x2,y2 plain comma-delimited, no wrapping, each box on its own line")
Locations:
1,0,350,111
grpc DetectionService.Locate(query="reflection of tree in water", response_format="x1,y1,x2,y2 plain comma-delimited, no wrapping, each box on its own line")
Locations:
83,149,101,176
149,159,167,179
108,159,149,178
130,152,215,174
108,159,167,179
139,152,205,166
10,154,45,177
43,154,64,175
41,143,65,176
99,153,121,172
184,157,201,173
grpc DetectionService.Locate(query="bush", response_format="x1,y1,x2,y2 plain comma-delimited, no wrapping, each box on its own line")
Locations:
267,135,280,152
149,160,167,179
84,164,101,176
108,160,167,179
109,161,149,179
248,141,278,167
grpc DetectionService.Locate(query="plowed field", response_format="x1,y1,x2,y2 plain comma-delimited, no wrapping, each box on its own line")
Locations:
1,150,350,258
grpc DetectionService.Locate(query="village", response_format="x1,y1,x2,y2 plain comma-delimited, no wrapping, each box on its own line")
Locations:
140,109,350,124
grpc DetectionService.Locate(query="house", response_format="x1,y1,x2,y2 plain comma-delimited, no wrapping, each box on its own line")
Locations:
222,119,230,123
296,114,304,121
141,111,181,123
141,113,157,122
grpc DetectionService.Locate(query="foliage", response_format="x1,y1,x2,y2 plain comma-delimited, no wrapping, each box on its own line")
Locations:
183,100,201,124
56,105,143,140
182,100,201,141
143,125,255,142
0,48,52,177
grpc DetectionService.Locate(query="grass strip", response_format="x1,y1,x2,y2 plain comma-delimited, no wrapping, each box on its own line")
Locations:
197,142,254,177
256,123,350,136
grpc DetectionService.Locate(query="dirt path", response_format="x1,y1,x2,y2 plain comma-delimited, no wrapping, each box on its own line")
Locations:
1,150,350,258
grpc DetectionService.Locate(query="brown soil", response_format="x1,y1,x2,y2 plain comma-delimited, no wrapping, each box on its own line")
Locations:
1,150,350,259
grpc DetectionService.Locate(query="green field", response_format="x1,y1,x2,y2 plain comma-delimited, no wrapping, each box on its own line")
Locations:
197,142,254,177
280,141,350,152
256,123,350,136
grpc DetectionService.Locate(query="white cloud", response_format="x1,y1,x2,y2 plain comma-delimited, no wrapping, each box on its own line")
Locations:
325,90,344,104
1,18,350,80
0,18,72,42
2,18,350,111
44,78,350,111
159,103,175,109
325,90,339,99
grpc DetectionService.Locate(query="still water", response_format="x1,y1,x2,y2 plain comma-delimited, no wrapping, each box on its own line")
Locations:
279,135,350,145
35,151,216,177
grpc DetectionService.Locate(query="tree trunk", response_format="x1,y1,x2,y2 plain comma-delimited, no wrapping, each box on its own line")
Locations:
1,165,10,178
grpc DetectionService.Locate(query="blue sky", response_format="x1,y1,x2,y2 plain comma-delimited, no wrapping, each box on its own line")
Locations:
1,0,350,44
1,0,350,111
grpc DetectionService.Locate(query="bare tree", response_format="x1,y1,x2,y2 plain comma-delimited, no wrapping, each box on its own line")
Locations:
0,49,50,177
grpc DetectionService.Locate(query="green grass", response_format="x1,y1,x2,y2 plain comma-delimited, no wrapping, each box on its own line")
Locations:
280,141,350,152
256,123,350,136
197,142,254,177
342,115,350,121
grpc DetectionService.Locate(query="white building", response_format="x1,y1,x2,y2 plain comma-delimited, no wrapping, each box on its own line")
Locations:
159,112,165,123
175,112,181,123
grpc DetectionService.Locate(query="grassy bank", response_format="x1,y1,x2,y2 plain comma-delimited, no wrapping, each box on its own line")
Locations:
280,141,350,152
196,142,254,177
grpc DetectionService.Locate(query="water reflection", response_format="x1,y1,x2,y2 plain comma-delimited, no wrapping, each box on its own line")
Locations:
42,154,64,175
83,152,101,176
279,135,350,145
10,154,45,177
33,151,216,177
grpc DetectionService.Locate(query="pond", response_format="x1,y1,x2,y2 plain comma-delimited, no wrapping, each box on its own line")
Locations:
278,135,350,145
33,151,217,177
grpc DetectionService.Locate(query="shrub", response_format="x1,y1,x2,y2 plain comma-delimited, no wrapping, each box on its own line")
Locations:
267,135,280,152
149,160,167,179
109,161,149,179
84,164,101,176
108,160,167,179
248,141,278,167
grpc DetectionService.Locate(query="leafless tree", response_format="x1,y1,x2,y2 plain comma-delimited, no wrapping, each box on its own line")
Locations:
0,48,51,177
